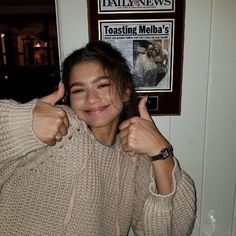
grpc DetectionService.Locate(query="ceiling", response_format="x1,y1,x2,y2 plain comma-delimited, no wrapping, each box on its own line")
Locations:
0,0,55,7
0,0,55,15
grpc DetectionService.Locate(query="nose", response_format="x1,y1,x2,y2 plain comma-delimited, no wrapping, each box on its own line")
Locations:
85,88,101,104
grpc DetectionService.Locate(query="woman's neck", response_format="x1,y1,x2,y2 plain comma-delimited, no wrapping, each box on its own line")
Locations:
91,123,118,146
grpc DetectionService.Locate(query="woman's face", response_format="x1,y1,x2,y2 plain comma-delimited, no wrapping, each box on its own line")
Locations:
154,43,161,53
69,61,124,131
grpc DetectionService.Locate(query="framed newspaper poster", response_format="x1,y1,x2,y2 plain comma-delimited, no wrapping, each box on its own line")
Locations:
87,0,185,115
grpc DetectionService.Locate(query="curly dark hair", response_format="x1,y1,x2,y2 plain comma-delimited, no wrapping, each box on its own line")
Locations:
62,40,137,123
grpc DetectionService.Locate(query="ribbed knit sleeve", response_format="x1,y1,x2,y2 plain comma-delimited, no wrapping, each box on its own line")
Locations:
0,99,46,163
132,157,196,236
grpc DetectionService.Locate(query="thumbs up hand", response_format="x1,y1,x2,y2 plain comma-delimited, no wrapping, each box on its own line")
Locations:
119,96,169,156
33,82,69,146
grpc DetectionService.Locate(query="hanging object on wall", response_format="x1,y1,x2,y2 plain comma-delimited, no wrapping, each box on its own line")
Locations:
87,0,185,115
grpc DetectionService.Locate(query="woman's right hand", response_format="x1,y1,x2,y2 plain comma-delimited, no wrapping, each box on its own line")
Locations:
32,82,69,145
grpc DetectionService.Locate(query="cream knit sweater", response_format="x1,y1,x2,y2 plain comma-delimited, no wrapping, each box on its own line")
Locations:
0,100,196,236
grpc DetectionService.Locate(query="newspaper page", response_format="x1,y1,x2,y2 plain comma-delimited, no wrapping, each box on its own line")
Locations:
99,19,174,92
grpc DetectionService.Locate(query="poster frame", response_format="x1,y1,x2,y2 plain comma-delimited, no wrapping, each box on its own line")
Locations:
87,0,185,115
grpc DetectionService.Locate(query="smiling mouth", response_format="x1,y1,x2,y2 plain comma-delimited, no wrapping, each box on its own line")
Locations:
85,105,109,114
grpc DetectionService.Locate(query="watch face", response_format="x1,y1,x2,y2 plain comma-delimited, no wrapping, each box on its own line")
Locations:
162,150,169,159
151,145,173,161
161,146,173,159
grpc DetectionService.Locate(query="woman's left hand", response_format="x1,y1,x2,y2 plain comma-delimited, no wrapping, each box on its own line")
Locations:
119,96,169,156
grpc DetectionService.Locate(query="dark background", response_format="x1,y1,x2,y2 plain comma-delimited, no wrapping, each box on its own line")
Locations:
0,0,60,103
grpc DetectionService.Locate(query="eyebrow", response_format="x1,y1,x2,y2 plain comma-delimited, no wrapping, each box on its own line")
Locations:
69,75,110,90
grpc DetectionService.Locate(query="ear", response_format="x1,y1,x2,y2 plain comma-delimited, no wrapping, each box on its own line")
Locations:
122,87,131,103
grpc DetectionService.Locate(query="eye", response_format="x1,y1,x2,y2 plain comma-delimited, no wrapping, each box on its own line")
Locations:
97,82,111,89
71,88,86,94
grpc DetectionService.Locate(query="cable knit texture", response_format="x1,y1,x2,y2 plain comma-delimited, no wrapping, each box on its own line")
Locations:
0,100,196,236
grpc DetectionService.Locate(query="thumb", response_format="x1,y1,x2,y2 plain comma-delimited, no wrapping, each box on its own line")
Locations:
138,96,152,121
40,81,65,105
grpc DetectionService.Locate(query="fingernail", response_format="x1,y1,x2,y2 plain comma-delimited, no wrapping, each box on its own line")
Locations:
144,95,148,103
58,81,63,89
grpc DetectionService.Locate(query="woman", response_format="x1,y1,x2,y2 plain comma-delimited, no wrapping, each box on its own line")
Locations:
0,41,196,235
153,41,169,86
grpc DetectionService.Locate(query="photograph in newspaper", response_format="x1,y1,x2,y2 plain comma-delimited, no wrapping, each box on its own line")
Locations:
99,20,174,92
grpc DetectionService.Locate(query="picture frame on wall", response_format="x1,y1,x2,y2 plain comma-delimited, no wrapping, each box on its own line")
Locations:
87,0,185,115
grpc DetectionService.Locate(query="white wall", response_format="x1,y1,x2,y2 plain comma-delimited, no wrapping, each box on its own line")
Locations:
55,0,236,235
200,1,236,235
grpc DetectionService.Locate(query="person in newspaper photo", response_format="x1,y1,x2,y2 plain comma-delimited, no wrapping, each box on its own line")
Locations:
153,41,169,86
0,40,196,236
133,42,158,88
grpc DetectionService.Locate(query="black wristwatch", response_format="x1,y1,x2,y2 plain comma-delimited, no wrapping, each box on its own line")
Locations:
150,145,173,161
